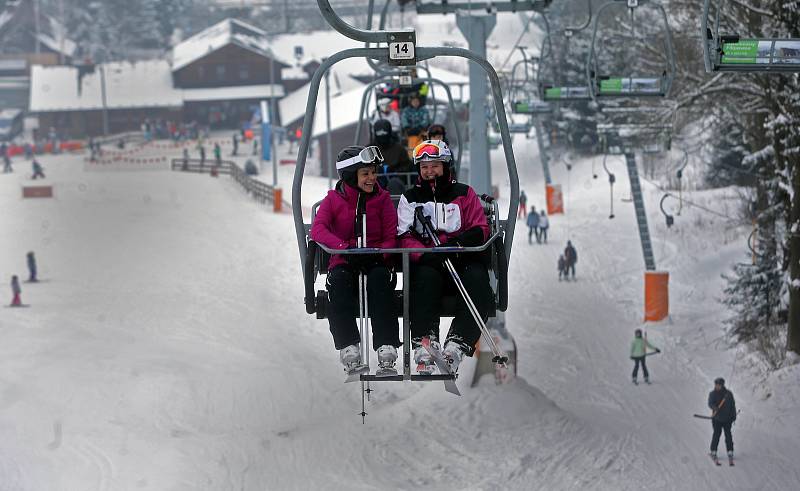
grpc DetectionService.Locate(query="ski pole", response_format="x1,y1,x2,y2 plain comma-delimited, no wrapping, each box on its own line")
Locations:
413,207,508,366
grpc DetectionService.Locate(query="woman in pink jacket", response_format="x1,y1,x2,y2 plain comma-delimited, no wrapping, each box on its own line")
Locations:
310,145,401,373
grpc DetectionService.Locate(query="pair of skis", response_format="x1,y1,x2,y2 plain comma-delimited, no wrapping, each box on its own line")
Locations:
710,453,734,467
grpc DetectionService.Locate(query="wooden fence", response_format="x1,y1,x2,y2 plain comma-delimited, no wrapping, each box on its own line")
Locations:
171,158,282,212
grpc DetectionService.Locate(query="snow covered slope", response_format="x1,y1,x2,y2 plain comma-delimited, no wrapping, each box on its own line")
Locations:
1,138,798,490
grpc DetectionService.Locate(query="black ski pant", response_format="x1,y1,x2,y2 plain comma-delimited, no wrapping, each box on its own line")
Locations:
710,420,734,453
409,260,492,357
631,356,648,379
326,265,400,351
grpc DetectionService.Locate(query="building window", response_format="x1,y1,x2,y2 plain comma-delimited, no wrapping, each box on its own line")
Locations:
216,64,226,81
239,64,249,80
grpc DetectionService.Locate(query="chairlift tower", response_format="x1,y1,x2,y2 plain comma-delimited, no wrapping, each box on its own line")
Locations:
415,1,552,196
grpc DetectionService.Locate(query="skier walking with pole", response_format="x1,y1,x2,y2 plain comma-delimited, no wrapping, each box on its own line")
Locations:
309,145,401,375
630,328,659,384
708,377,737,466
397,139,503,374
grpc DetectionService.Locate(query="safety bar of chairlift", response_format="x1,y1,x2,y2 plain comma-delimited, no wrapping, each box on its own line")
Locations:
293,47,520,278
586,0,676,100
701,0,800,73
354,76,464,172
414,0,552,14
313,231,503,257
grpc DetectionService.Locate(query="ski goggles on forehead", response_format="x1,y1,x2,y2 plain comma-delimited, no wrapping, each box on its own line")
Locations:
413,141,451,163
335,146,384,170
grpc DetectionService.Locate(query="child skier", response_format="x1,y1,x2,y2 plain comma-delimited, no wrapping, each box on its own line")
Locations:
558,254,566,280
309,145,401,374
31,159,45,179
630,328,660,384
10,275,22,306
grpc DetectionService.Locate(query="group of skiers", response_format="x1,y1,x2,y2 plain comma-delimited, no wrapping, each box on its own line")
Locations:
1,143,45,179
310,139,490,376
629,329,736,463
9,251,38,307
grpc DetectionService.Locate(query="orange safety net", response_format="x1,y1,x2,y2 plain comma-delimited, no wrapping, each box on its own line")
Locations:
644,271,669,321
546,184,564,215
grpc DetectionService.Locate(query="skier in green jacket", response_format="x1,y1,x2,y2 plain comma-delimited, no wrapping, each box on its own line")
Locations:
630,328,660,384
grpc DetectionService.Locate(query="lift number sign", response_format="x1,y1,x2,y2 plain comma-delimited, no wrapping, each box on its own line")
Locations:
389,42,415,61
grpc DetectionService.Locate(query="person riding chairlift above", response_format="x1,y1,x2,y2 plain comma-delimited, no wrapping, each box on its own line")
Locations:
371,119,411,195
309,145,402,374
396,139,493,375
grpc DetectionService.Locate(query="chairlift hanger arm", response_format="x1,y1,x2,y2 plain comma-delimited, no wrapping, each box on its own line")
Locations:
318,0,413,43
414,0,552,14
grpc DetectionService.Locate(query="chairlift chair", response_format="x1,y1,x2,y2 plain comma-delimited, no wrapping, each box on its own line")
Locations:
586,0,676,99
293,0,520,407
702,0,800,73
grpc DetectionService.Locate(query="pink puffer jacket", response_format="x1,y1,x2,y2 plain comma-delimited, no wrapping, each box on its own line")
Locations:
310,182,398,270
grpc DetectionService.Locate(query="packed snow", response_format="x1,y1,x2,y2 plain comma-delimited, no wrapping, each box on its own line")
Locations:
1,132,799,490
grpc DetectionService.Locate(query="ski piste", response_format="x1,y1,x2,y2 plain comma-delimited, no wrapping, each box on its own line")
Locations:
421,337,460,396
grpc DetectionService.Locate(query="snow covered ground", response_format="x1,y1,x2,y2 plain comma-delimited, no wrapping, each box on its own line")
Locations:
1,134,799,490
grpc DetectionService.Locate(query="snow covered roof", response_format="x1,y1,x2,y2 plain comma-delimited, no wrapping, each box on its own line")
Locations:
36,32,77,58
29,60,182,112
182,84,284,102
311,85,371,138
171,18,290,72
281,65,308,81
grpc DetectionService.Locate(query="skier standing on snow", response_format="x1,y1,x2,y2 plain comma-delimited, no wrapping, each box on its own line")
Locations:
630,328,659,384
26,251,37,282
310,145,401,374
526,206,539,244
31,159,45,179
213,143,222,165
558,254,566,280
518,190,528,219
198,142,206,168
397,139,492,375
231,133,239,156
182,148,189,171
538,210,549,243
564,240,577,278
10,275,21,306
708,377,737,464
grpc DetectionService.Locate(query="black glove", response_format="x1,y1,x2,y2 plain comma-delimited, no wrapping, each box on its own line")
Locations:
418,252,444,268
346,252,382,272
656,348,661,353
437,238,461,248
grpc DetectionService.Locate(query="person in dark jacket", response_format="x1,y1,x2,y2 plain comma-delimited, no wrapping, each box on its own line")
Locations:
526,206,539,244
26,251,37,282
310,145,401,373
31,159,45,179
426,124,449,146
397,139,492,374
10,275,21,306
564,240,577,279
372,119,412,194
708,377,737,461
231,133,239,156
401,94,431,137
558,255,566,280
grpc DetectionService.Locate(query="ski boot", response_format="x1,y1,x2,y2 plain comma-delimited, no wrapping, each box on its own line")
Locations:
727,451,734,466
340,344,367,380
632,377,638,385
414,340,439,375
442,341,466,374
376,345,398,376
644,377,651,385
710,451,721,466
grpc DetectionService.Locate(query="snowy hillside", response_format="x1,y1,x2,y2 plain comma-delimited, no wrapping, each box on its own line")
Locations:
1,135,799,490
